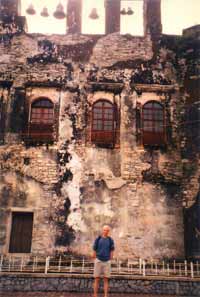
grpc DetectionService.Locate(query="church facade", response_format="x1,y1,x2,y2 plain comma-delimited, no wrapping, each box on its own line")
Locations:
0,0,199,259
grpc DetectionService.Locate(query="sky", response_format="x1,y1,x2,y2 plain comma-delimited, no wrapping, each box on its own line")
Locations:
21,0,200,35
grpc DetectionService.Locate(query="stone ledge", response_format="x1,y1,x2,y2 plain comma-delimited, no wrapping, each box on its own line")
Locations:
87,82,124,93
134,84,179,93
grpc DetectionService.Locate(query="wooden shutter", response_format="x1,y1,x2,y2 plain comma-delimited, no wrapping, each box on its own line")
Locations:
0,99,5,144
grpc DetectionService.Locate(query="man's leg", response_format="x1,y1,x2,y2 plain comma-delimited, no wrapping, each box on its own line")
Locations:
103,260,111,297
94,277,100,297
103,277,109,297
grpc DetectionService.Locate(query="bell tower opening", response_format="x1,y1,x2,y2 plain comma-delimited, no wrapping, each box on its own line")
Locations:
21,0,68,34
81,0,105,35
120,0,144,36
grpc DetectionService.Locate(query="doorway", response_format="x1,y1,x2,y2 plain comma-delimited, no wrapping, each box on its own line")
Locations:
9,212,34,253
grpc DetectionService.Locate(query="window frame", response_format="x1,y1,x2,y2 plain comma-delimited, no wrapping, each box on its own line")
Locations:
30,98,54,125
91,99,117,147
28,97,55,143
142,100,166,146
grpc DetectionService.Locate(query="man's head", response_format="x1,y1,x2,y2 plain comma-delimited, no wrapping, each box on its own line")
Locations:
102,225,110,237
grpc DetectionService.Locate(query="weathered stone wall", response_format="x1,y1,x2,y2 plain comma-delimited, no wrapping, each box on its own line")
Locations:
0,15,199,260
90,33,153,67
0,274,200,296
0,170,56,254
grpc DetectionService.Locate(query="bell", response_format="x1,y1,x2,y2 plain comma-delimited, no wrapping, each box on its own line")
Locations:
120,8,126,15
89,8,99,20
53,2,66,19
26,3,36,15
127,7,134,15
41,7,49,17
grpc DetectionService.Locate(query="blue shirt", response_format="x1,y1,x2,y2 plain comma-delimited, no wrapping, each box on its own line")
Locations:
93,236,115,262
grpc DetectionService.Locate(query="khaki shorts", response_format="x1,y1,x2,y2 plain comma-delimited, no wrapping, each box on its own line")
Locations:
94,258,111,278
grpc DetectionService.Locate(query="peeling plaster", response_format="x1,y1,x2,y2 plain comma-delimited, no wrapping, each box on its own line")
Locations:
105,177,126,190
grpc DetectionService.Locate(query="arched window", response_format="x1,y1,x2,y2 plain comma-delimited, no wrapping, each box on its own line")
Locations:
29,98,54,142
142,101,165,146
91,100,116,147
31,99,54,124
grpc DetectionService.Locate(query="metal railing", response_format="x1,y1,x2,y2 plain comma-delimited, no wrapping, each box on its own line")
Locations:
0,255,200,278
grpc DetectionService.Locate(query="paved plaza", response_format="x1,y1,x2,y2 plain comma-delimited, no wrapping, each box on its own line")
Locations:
0,293,190,297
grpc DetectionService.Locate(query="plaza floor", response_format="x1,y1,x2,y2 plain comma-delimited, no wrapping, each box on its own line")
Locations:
0,293,190,297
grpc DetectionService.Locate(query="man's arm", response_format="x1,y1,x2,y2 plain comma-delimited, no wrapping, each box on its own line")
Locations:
92,237,98,259
92,250,97,259
110,250,114,260
110,238,115,259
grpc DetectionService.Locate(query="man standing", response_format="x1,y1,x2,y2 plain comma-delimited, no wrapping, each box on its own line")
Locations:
93,225,115,297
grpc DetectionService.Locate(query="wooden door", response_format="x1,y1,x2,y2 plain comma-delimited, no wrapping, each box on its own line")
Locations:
9,212,33,253
184,193,200,259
